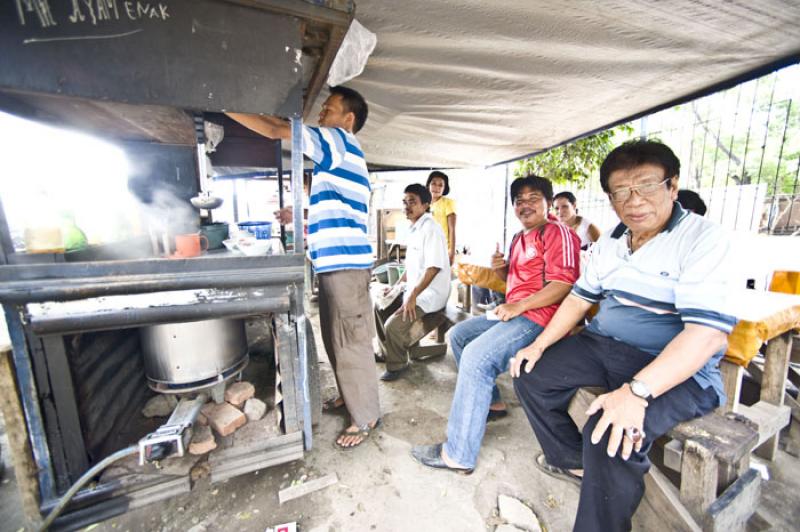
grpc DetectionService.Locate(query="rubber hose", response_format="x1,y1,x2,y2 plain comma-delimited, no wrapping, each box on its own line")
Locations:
38,445,139,531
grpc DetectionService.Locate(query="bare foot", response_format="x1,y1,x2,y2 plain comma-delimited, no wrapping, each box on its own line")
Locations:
569,468,584,478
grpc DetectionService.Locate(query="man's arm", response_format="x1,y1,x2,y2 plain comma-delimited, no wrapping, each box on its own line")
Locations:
491,243,508,281
226,113,290,140
447,213,457,264
585,324,727,460
399,266,440,321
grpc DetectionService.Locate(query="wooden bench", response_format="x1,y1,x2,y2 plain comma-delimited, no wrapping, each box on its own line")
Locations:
374,287,469,360
569,379,761,532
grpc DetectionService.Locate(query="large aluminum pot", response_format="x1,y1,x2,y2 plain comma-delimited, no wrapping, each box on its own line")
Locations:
140,318,248,392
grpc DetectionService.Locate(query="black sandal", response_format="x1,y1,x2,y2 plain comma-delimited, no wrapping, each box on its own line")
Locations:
535,453,582,486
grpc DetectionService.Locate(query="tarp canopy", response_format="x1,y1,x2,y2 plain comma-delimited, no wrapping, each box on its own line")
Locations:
328,0,800,169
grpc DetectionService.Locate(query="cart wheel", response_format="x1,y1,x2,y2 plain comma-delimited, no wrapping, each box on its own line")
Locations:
305,318,322,427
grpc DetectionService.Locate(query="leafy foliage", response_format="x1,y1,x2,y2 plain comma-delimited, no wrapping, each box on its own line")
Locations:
514,124,634,185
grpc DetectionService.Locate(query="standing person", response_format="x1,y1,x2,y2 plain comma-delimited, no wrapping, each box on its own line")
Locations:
379,183,451,381
410,175,580,474
553,191,601,249
227,86,380,449
511,140,736,531
427,171,457,264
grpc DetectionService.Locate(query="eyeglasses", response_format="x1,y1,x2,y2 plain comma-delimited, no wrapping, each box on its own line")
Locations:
514,194,545,206
608,178,669,203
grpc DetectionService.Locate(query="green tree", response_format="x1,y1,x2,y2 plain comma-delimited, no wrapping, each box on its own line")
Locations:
514,124,633,185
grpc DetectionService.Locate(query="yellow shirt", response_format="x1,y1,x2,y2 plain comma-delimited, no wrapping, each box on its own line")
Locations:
430,196,456,248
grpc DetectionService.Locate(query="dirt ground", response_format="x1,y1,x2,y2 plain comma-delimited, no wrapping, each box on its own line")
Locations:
1,299,799,531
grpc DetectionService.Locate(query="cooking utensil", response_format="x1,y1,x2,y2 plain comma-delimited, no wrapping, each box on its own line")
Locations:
200,222,229,250
190,192,223,210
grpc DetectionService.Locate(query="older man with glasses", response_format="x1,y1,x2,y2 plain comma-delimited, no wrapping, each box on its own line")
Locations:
511,140,737,532
411,175,581,474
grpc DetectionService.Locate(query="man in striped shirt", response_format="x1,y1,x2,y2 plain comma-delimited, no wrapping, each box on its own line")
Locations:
510,141,737,531
227,86,380,449
411,175,581,474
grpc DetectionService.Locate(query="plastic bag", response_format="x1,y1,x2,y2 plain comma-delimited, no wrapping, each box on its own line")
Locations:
455,262,507,294
327,19,377,87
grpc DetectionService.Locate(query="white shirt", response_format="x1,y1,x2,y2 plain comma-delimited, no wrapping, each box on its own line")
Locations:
404,213,451,314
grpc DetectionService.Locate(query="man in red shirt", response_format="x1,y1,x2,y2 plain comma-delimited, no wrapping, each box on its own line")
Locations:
411,175,581,473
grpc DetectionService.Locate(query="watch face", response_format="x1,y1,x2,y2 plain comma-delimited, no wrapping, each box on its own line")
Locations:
631,380,650,398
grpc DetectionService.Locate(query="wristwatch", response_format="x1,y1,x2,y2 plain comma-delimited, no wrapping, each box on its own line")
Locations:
629,379,652,400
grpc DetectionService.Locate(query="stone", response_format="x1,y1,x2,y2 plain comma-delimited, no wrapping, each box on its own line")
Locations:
196,412,208,426
142,394,178,418
495,526,526,532
188,425,217,455
190,461,211,481
498,494,542,532
204,402,247,437
243,398,267,422
224,381,255,407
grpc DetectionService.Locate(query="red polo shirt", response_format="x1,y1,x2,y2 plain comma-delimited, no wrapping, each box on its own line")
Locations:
506,218,581,328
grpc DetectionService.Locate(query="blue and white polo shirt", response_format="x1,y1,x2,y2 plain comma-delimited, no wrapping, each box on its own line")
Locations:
303,125,373,273
572,203,737,404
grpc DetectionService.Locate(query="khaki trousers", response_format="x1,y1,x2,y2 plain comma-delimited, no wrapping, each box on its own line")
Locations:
317,269,380,427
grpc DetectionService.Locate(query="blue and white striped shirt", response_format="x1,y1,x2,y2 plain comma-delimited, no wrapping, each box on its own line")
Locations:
303,125,373,273
572,203,738,404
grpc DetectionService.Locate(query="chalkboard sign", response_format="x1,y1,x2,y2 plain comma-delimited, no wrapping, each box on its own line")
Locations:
0,0,303,116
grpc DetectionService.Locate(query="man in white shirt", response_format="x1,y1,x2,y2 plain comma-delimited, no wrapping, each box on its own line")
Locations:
380,183,451,381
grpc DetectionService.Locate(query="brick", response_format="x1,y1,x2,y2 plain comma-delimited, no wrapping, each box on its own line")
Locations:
196,411,208,426
188,425,217,455
243,398,267,422
224,381,255,407
204,402,246,437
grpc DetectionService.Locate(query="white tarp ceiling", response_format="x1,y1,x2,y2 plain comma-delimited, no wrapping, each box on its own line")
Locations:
321,0,800,169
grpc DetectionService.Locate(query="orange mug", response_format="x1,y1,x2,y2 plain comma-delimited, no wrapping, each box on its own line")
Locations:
173,233,208,258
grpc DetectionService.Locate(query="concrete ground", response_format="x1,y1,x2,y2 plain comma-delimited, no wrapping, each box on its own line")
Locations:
1,300,799,531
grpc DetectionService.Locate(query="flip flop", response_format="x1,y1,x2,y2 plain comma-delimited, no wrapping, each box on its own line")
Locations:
322,398,346,413
534,452,583,486
335,419,382,450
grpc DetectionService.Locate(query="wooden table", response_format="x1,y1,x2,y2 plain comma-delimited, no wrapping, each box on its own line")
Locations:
722,289,800,460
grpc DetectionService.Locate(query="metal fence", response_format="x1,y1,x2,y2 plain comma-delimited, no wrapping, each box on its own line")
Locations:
550,64,800,235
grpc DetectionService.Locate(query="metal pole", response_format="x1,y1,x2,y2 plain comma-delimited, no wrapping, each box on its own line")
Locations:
750,73,778,231
290,117,312,450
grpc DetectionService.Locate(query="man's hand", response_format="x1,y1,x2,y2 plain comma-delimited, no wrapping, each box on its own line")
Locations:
491,243,506,272
586,384,648,460
398,292,418,322
510,342,545,378
494,302,524,322
274,207,292,225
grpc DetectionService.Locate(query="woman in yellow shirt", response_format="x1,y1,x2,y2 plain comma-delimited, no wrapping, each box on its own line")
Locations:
427,171,456,264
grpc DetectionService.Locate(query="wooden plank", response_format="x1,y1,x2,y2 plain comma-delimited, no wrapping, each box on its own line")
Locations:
737,401,791,448
668,412,757,465
643,466,701,532
273,317,299,433
719,360,743,413
755,331,792,460
40,335,89,482
680,440,718,523
702,469,761,532
278,473,338,504
0,347,41,526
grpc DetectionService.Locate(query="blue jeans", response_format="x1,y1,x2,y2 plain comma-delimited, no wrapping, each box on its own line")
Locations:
444,315,544,468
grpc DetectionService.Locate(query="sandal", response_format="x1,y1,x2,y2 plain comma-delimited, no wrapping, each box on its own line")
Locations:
486,409,509,422
322,397,346,413
335,419,382,450
534,452,582,486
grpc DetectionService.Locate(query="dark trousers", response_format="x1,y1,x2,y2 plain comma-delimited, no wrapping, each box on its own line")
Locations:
513,330,718,532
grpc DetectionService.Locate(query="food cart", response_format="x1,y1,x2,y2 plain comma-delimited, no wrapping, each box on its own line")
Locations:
0,1,353,528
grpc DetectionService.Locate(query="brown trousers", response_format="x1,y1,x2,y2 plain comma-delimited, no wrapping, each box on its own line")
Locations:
317,269,380,427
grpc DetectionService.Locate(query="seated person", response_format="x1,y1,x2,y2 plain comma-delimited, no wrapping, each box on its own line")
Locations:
411,175,580,474
511,140,736,532
677,189,707,216
379,184,451,382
